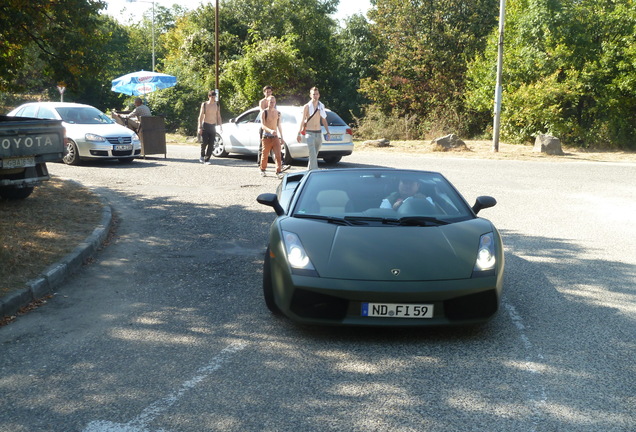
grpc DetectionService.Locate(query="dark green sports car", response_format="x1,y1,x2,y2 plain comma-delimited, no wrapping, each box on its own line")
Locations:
257,168,504,326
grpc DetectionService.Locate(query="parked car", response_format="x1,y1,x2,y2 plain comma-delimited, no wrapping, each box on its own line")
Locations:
8,102,142,165
214,105,353,165
257,168,504,326
0,115,64,199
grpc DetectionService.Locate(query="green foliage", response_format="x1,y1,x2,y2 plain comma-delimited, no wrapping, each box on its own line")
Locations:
0,0,106,93
156,0,357,133
361,0,498,125
466,0,636,148
221,36,313,115
329,13,375,121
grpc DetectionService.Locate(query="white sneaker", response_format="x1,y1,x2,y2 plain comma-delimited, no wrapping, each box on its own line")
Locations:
277,173,284,179
281,165,291,172
205,160,212,165
199,157,204,163
260,170,266,177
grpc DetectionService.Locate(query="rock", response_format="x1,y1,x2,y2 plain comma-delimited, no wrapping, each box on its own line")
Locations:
363,138,390,147
431,134,468,151
533,134,564,155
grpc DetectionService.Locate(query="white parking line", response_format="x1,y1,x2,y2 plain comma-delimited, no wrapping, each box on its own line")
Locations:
83,342,247,432
503,301,548,431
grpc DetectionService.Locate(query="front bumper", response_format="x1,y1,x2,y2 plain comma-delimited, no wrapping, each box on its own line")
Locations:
288,140,354,159
272,266,503,326
77,140,142,159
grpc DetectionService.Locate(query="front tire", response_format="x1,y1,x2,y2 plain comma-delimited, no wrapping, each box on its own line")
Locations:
63,140,81,165
263,248,282,315
212,133,228,157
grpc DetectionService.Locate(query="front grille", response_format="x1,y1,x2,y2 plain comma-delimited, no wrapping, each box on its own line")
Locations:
444,290,498,320
113,150,133,156
106,136,132,145
290,289,348,320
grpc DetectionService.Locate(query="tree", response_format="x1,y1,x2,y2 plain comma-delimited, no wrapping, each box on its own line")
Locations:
330,13,376,121
158,0,352,133
0,0,106,93
360,0,498,137
221,36,314,114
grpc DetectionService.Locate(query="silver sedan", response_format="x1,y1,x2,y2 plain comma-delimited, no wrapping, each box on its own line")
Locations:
8,102,142,165
214,105,354,165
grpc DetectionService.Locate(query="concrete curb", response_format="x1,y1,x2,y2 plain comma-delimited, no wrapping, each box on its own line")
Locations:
0,202,113,319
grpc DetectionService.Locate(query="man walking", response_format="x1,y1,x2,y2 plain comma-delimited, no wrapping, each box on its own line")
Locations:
257,85,273,166
260,96,284,178
297,87,330,170
198,90,223,165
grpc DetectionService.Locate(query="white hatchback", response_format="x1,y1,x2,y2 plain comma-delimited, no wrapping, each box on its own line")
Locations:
214,105,354,165
8,102,142,165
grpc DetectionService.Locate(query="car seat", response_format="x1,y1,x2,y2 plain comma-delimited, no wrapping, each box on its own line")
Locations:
316,190,351,214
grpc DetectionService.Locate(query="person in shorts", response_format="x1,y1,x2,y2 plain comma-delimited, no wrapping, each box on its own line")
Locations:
260,96,284,178
257,86,273,166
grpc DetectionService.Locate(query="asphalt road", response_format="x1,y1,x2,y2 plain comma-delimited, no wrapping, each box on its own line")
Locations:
1,146,634,432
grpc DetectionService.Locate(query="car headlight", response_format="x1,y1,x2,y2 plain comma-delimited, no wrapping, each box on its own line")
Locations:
473,232,496,275
131,133,141,144
85,133,107,142
282,230,317,275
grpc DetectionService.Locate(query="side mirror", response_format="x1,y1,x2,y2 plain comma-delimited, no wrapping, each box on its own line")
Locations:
257,193,285,216
230,118,236,123
472,196,497,215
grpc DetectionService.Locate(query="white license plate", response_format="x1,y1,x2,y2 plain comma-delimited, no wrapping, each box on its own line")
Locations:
3,156,35,169
362,303,434,318
114,144,132,151
328,134,342,141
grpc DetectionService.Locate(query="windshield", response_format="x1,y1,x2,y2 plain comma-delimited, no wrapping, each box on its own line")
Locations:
56,107,114,125
292,170,473,224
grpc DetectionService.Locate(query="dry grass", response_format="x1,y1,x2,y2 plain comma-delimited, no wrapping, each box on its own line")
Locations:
356,139,636,163
0,178,102,296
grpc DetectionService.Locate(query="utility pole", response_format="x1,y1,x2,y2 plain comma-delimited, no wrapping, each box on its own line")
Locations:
492,0,506,152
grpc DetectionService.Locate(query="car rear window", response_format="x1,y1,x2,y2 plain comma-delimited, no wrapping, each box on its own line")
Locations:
325,111,346,126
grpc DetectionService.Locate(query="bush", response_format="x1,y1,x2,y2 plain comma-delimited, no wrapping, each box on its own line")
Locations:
352,104,477,142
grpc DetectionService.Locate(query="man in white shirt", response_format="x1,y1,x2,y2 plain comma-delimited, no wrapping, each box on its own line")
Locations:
297,87,330,170
114,98,151,132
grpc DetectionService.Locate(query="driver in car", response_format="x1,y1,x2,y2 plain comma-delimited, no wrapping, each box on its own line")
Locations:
380,178,429,210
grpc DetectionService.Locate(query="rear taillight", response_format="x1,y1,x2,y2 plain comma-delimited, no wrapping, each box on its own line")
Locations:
346,128,353,136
